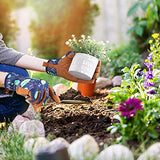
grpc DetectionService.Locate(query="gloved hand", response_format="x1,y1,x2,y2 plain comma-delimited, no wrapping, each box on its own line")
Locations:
4,73,60,109
43,52,101,84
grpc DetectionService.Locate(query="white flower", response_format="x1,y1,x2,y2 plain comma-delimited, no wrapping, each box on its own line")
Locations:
71,34,75,37
65,41,69,45
108,57,111,62
68,39,72,42
81,35,85,38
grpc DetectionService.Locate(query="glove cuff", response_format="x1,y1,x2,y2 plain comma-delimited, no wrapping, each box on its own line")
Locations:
45,51,75,76
5,72,21,91
46,59,58,76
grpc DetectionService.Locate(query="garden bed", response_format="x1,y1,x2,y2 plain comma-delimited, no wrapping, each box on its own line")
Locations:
40,87,119,150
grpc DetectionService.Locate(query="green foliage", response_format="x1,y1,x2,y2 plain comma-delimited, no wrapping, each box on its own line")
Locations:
107,99,160,142
127,0,160,51
0,128,34,160
105,43,142,77
28,0,100,59
107,63,160,142
31,71,70,87
107,38,160,142
0,0,18,47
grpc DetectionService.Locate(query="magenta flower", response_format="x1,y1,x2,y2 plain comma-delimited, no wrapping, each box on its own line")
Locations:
118,98,143,118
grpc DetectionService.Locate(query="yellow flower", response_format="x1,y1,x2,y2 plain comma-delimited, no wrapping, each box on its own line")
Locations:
145,59,149,63
152,33,159,39
149,40,153,44
0,122,6,128
150,46,153,50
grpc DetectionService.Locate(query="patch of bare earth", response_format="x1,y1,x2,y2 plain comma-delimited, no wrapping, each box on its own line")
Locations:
41,88,119,150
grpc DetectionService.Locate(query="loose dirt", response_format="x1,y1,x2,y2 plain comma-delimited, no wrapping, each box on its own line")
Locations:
41,88,119,150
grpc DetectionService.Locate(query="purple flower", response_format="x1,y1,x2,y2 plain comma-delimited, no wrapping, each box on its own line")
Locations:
144,62,154,69
118,98,143,118
137,71,144,77
147,89,157,94
143,81,155,88
145,71,154,79
148,53,153,61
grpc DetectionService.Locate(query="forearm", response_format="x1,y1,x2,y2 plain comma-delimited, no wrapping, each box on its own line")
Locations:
0,72,8,87
15,54,48,72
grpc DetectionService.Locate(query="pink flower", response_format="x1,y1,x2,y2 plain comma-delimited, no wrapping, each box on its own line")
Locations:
118,98,143,118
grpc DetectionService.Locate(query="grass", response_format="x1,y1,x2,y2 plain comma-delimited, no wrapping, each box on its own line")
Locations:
0,123,159,159
0,127,34,160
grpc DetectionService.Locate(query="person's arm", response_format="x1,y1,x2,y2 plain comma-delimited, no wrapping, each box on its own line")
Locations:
0,72,8,88
15,54,47,72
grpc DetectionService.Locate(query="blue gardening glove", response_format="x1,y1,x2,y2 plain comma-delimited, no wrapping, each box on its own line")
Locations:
43,51,101,84
4,73,60,108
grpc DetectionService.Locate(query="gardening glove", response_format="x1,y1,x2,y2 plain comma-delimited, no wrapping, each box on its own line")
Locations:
4,73,60,109
43,51,101,84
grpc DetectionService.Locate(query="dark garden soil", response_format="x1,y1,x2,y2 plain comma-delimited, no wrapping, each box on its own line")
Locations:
41,87,120,150
40,86,160,159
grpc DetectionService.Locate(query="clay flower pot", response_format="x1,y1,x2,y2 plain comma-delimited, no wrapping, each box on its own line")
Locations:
77,81,96,97
69,53,99,80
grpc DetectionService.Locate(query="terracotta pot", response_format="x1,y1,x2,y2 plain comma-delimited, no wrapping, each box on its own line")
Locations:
77,81,96,97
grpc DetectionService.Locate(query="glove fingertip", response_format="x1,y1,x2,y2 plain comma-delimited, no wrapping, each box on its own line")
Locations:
66,51,75,58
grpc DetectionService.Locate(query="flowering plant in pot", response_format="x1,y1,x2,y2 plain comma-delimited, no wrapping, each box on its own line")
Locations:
65,34,110,97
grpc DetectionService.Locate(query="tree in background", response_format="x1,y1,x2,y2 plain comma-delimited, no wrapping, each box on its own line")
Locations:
0,0,18,47
29,0,99,59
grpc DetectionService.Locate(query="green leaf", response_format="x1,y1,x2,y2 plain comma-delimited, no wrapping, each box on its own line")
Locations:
127,25,135,34
134,68,141,78
122,124,127,128
131,64,139,72
113,115,121,121
107,125,115,131
139,20,147,26
148,129,159,139
135,26,143,36
140,0,151,11
122,67,130,73
111,127,118,134
157,1,160,7
127,2,139,17
155,9,159,21
110,87,123,93
121,80,131,87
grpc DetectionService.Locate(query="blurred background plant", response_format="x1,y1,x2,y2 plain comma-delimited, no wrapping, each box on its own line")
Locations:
127,0,160,52
1,0,160,80
101,43,142,77
0,0,19,47
28,0,100,59
101,0,160,77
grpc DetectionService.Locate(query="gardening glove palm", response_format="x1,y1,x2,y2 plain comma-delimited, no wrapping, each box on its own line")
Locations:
43,51,101,84
4,73,60,109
